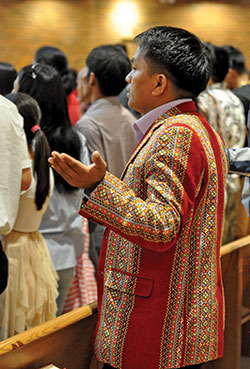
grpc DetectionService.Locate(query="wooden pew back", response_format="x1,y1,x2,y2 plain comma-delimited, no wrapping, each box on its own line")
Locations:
0,235,249,369
204,235,250,369
0,301,97,369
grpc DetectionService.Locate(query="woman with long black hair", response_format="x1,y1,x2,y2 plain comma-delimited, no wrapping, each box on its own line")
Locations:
13,63,90,315
34,46,80,126
1,92,58,339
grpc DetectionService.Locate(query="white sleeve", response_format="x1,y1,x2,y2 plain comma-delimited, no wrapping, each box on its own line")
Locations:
0,96,31,235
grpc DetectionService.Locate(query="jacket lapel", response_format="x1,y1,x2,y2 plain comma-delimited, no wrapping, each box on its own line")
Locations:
120,101,197,180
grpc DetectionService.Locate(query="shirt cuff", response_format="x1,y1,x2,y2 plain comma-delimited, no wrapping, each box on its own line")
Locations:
82,179,103,204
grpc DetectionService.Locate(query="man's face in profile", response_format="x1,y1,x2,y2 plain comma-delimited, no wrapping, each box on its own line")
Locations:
126,47,158,116
77,66,91,104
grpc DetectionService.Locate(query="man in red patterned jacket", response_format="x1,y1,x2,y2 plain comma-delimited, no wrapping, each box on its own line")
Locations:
49,26,228,369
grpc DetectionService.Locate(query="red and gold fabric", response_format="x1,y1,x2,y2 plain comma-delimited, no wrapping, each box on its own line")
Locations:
79,101,228,369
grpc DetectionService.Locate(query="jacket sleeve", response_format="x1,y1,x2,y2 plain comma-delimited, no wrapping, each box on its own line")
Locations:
79,124,207,252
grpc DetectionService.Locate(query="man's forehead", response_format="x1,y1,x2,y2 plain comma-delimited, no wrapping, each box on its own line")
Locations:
131,47,144,64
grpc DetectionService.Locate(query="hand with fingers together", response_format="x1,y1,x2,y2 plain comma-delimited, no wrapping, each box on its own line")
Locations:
48,150,107,190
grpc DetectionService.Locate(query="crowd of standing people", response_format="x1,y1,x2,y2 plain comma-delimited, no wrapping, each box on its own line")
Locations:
0,43,138,340
0,25,250,369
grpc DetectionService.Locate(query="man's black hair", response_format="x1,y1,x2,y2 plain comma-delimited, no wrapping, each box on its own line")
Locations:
210,45,229,83
0,62,17,96
134,26,212,97
222,45,246,75
86,45,131,96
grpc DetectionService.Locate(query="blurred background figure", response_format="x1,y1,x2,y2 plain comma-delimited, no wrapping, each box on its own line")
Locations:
13,63,92,316
0,62,17,96
223,45,249,90
1,92,57,339
76,44,137,273
197,44,245,244
0,94,31,297
34,46,80,126
223,45,250,239
223,45,250,126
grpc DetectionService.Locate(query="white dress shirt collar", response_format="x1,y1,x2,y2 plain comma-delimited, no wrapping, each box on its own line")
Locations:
134,98,192,142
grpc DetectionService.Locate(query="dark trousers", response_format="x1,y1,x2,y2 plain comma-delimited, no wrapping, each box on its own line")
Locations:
0,240,8,294
103,364,203,369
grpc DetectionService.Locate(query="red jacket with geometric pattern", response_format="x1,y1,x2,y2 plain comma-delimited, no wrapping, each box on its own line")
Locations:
79,101,228,369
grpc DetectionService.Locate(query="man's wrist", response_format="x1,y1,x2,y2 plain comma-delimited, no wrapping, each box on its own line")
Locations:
83,178,103,204
85,179,102,193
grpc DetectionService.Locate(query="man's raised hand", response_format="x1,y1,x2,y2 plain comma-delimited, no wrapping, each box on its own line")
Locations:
48,150,107,189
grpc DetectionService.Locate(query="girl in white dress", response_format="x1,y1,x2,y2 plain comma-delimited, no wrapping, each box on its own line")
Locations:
0,93,58,340
14,64,91,316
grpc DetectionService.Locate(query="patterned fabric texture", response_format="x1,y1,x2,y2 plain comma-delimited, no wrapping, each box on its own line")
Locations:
197,83,245,244
197,83,245,149
227,109,250,236
79,102,228,369
63,217,97,313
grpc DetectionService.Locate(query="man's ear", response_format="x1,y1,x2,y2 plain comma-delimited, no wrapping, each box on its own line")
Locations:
89,72,97,86
224,67,238,89
152,74,168,96
226,67,239,82
228,67,237,77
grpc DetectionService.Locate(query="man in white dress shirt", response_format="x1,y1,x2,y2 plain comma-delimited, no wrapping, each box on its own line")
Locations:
0,95,31,294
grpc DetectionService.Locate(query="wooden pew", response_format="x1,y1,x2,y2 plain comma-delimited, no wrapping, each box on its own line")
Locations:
0,236,249,369
204,235,250,369
0,301,97,369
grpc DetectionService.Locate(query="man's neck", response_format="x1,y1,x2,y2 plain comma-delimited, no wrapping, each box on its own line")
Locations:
90,89,106,104
237,74,250,88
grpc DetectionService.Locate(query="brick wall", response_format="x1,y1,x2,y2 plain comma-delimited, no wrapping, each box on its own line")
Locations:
1,0,250,72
